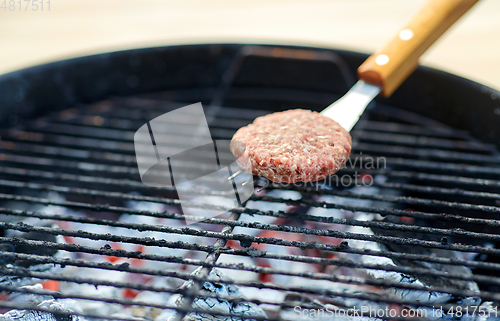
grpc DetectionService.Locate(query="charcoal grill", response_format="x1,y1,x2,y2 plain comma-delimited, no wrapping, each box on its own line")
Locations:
0,44,500,320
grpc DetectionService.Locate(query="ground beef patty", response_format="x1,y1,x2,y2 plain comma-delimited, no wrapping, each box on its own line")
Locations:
231,109,352,183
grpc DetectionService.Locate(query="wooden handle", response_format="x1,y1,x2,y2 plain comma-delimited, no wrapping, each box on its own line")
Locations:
357,0,478,97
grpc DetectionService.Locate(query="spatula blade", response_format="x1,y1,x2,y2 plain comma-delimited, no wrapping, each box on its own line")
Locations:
320,80,380,132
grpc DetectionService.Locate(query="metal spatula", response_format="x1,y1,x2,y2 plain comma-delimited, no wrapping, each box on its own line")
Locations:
321,0,478,131
229,0,478,186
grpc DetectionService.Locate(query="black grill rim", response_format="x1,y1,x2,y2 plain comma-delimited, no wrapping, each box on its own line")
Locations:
1,43,499,147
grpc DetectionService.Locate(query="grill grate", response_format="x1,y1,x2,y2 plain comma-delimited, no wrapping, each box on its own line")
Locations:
0,45,499,321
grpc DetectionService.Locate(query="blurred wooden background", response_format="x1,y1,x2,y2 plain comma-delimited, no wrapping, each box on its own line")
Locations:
1,0,500,90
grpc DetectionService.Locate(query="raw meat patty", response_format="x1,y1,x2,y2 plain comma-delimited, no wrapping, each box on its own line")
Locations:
231,109,352,183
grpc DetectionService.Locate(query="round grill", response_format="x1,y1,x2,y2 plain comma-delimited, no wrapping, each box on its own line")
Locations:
0,44,499,321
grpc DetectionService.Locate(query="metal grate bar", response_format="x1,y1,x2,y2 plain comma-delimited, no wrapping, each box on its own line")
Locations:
0,166,169,193
41,96,500,146
4,134,499,184
5,208,500,270
2,247,500,296
9,225,500,270
2,147,500,203
9,130,136,153
276,187,500,213
0,283,273,321
0,275,489,321
0,140,137,164
378,156,500,177
173,210,242,321
3,207,500,281
70,98,269,121
2,152,500,213
0,301,154,321
379,169,500,189
16,99,500,156
2,179,500,231
29,116,499,157
6,216,500,257
0,165,498,217
2,182,500,245
0,298,435,321
0,153,138,175
2,151,500,198
8,126,500,166
1,252,497,315
259,194,500,225
1,256,499,310
357,120,473,139
0,140,234,171
0,281,460,321
47,108,259,132
354,131,496,153
2,211,500,270
0,263,343,315
337,167,500,190
4,167,499,226
43,95,484,150
1,164,500,209
0,149,233,177
55,102,473,140
41,113,496,153
5,139,500,180
3,141,500,194
3,219,500,290
376,181,500,200
1,188,499,259
2,244,499,301
355,143,500,165
5,235,500,288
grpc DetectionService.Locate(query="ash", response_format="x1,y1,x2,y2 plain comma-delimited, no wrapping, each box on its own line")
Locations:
0,284,81,321
0,178,498,321
164,267,267,321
